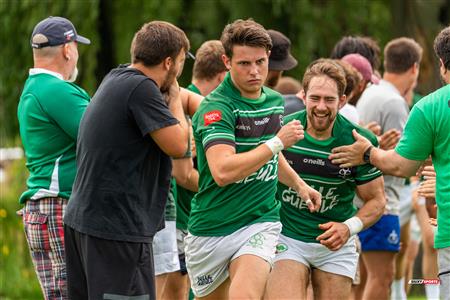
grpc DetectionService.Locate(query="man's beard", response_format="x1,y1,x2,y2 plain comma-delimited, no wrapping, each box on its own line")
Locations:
160,66,177,93
309,110,335,132
67,67,78,83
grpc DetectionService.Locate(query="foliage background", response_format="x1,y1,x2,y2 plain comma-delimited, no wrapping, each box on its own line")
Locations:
0,0,449,298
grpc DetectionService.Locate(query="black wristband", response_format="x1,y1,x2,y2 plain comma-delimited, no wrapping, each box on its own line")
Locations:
363,145,373,163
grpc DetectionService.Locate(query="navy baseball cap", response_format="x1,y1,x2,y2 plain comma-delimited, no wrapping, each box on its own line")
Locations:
31,16,90,49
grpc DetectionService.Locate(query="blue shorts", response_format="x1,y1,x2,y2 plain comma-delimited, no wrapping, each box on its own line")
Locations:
358,214,400,252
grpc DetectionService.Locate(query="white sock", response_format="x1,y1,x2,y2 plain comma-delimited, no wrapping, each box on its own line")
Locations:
391,278,407,300
425,284,440,300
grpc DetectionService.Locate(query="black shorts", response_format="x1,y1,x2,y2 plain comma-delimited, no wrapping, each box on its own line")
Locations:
64,225,155,300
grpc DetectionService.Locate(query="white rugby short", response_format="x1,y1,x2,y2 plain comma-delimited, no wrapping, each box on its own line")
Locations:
153,221,180,276
185,221,281,297
274,233,358,280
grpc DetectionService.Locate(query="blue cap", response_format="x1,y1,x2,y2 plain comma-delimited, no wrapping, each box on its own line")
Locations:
31,16,90,48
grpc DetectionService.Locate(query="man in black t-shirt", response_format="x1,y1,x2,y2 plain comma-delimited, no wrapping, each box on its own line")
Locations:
64,21,190,299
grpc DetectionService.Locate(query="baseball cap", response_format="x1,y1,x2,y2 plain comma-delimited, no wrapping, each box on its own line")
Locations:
31,16,90,49
268,30,298,71
341,53,379,84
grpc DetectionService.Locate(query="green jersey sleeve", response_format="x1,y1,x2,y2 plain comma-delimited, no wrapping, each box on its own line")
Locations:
196,100,236,151
395,105,432,161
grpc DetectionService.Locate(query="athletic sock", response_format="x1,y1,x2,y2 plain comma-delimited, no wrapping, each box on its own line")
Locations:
391,278,407,300
425,284,440,300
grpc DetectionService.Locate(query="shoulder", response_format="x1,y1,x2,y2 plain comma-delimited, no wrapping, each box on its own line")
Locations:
37,77,90,103
284,110,305,123
337,114,378,146
193,93,234,124
262,86,284,104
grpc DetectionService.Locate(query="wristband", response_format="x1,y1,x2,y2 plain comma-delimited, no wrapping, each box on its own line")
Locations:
265,136,284,155
343,216,363,236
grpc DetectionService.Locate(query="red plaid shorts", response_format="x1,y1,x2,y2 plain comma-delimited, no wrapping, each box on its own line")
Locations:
20,197,68,300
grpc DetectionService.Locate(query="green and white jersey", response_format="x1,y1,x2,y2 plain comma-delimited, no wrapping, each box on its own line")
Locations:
278,111,382,243
17,70,90,204
189,73,283,236
165,177,177,221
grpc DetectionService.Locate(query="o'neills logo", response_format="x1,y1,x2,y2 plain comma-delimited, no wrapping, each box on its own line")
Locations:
204,110,222,126
303,158,325,166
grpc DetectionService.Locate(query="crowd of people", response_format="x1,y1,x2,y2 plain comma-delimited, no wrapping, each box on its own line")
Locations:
17,15,449,300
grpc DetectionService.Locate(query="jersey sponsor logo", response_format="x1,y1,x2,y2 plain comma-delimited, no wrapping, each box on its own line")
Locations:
204,110,222,126
254,117,270,126
282,186,340,213
303,158,325,166
236,123,251,131
275,243,288,253
196,274,213,286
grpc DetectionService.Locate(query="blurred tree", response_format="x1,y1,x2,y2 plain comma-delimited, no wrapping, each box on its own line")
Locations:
0,0,446,146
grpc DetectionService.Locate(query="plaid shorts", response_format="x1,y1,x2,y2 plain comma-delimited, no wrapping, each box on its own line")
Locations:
20,197,68,300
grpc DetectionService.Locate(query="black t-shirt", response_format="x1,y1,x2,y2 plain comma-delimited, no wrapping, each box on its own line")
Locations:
64,65,179,243
283,94,305,116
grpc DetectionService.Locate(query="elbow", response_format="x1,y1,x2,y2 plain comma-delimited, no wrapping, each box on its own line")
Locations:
212,171,233,187
169,143,188,159
376,196,387,218
173,172,189,186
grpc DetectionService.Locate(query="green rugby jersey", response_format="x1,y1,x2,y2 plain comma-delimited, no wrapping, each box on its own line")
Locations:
189,73,283,236
18,72,90,204
278,111,382,243
165,177,177,221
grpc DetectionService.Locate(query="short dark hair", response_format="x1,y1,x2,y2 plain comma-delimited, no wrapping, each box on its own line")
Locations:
220,19,272,58
330,36,381,71
302,59,347,97
131,21,190,67
384,37,422,73
434,26,450,70
193,40,227,80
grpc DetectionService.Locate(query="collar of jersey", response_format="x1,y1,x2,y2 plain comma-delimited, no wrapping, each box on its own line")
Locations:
221,72,267,105
29,68,64,80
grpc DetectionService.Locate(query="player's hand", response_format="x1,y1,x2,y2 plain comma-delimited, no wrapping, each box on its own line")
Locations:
421,165,436,179
378,129,401,150
164,80,181,105
329,130,372,168
418,179,436,199
316,222,350,251
364,121,381,136
295,183,321,213
277,120,304,149
429,217,437,227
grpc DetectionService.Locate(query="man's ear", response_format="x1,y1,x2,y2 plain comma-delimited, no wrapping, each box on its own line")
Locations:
338,94,347,109
63,43,71,60
222,54,231,70
299,89,306,104
163,57,172,71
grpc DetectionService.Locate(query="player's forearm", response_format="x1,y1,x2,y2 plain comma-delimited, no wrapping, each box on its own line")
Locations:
180,88,202,117
168,97,189,154
172,158,199,192
355,195,386,229
370,148,418,177
210,144,274,186
278,153,306,192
